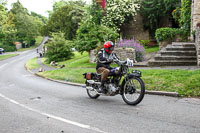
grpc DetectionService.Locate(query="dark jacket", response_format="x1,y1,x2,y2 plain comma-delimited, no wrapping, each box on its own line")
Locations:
96,49,120,70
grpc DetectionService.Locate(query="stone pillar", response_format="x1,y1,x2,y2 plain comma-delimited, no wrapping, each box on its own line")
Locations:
89,49,97,63
191,0,200,40
196,27,200,66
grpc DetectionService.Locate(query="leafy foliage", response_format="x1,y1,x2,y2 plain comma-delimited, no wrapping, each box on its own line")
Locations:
74,17,118,53
0,4,16,51
42,0,86,40
140,0,180,38
155,28,188,42
179,0,191,31
10,1,44,47
45,32,74,62
0,0,7,6
102,0,139,32
116,39,145,62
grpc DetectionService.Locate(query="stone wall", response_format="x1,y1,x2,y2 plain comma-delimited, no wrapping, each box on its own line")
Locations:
121,13,149,40
195,27,200,66
113,48,136,62
89,48,136,63
191,0,200,40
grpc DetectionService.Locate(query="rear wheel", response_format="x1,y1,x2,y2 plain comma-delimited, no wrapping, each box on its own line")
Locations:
122,77,145,105
86,86,100,99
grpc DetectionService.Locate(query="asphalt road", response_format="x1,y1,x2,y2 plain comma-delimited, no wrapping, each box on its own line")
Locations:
0,47,200,133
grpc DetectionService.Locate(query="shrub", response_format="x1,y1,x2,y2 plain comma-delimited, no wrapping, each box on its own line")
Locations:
155,28,188,42
140,0,180,38
116,39,145,62
102,0,139,32
139,40,150,47
0,44,16,52
75,18,118,53
45,32,74,63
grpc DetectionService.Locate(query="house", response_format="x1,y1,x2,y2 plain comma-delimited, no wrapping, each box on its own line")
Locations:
13,42,22,50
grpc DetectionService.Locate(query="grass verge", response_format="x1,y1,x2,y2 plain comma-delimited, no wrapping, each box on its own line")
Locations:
25,57,40,70
37,51,200,97
38,68,200,97
0,54,18,61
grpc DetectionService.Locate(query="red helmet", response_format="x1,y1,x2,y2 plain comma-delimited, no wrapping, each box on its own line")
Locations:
104,41,114,53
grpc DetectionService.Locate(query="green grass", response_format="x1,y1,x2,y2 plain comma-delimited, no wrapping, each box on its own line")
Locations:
38,68,96,83
38,68,200,97
140,69,200,97
17,36,43,52
38,51,200,97
145,46,159,54
25,57,40,70
0,54,18,60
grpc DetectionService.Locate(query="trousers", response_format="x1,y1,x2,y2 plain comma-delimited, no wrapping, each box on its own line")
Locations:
97,67,110,81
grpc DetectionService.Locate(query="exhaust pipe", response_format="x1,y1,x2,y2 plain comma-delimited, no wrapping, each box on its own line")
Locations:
86,86,94,91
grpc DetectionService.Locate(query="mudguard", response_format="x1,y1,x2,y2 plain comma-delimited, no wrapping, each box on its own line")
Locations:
127,70,142,78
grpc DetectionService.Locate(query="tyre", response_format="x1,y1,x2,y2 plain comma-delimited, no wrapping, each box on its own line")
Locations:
122,77,145,105
86,87,100,99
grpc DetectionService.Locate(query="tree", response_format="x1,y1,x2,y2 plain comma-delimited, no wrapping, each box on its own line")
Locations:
31,11,47,24
45,32,74,62
0,4,7,26
10,1,44,47
140,0,181,38
0,4,17,51
42,1,86,40
75,17,118,53
0,0,7,6
102,0,140,33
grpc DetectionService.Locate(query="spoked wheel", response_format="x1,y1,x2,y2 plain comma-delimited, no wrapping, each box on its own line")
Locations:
122,77,145,105
86,86,100,99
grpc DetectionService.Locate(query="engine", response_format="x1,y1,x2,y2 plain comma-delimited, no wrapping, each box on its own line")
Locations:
86,80,119,96
105,83,119,96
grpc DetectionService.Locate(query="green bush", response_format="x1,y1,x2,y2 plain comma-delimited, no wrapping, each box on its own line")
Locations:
0,44,16,52
45,32,74,63
75,18,118,53
139,40,150,47
155,28,188,42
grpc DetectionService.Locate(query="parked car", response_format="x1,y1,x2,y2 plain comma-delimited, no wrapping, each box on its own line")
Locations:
0,48,4,54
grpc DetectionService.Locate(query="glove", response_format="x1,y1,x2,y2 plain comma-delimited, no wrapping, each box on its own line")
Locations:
126,58,134,66
107,58,113,62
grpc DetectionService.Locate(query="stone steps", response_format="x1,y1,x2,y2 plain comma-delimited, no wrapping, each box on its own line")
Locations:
148,42,197,66
172,42,196,47
166,46,196,51
149,59,197,66
154,54,196,60
160,50,196,56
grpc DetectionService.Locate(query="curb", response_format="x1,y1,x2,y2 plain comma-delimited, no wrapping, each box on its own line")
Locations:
25,63,179,97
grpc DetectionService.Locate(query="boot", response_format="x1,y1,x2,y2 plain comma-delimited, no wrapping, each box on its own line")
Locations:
98,81,106,93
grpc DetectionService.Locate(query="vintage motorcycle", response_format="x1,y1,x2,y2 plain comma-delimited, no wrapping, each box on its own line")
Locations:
83,58,145,105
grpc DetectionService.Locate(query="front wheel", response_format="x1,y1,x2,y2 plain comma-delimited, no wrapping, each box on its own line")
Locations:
122,77,145,105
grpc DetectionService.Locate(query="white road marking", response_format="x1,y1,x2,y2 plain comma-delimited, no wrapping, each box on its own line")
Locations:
0,93,107,133
0,63,8,69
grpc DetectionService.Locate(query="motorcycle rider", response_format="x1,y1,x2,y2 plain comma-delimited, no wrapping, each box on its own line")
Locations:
96,41,120,93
